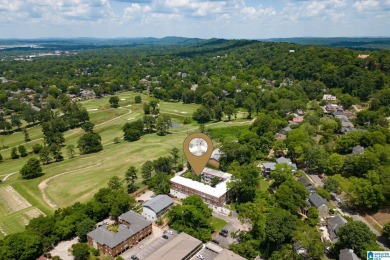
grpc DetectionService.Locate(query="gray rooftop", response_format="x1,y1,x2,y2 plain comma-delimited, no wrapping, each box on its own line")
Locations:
308,193,328,208
142,195,174,214
214,249,247,260
87,210,151,248
276,157,292,164
297,176,312,187
210,148,224,161
145,232,202,260
263,162,276,170
328,214,348,242
339,249,361,260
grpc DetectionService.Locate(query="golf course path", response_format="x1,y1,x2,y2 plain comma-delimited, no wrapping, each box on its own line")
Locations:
95,108,132,127
1,172,18,182
38,163,102,209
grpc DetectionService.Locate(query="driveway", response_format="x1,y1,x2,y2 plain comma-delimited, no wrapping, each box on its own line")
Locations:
307,173,324,187
49,237,78,260
136,190,155,202
211,211,251,248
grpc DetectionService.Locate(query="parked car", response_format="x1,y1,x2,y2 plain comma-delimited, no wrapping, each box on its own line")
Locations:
167,230,174,235
131,256,139,260
162,234,169,239
221,229,228,234
212,239,220,244
197,254,205,260
219,231,228,237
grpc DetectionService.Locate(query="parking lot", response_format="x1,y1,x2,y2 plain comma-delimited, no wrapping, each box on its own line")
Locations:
191,247,218,260
214,223,235,248
130,230,178,259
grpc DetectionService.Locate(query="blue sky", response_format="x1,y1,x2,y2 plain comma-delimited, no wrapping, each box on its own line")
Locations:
1,0,389,39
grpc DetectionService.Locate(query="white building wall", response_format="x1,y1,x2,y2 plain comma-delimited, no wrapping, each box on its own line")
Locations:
142,207,157,222
170,189,230,215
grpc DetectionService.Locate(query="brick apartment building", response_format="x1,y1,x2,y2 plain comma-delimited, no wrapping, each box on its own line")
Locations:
87,210,152,257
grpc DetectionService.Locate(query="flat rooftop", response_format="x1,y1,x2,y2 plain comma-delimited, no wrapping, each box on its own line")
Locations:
145,232,202,260
202,167,232,180
170,175,229,198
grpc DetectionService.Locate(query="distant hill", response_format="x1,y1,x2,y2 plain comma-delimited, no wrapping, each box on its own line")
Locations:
266,37,390,50
0,36,205,51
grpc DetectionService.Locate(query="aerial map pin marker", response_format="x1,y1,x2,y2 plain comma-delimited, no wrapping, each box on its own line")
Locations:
183,133,213,175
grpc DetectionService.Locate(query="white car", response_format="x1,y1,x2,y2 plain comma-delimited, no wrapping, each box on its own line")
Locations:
167,230,174,235
197,254,205,260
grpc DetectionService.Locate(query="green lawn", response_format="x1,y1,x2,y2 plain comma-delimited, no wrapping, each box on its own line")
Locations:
259,178,271,192
0,92,255,237
210,216,227,232
333,174,352,192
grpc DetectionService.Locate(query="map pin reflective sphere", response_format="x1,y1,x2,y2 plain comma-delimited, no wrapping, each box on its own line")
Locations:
183,133,213,175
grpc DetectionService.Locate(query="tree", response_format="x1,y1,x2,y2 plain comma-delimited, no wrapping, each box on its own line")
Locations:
109,96,120,108
382,222,390,244
134,95,142,103
270,163,294,187
153,156,172,173
143,115,156,133
292,225,325,259
243,96,256,119
66,145,76,158
123,120,144,141
107,176,123,191
18,145,28,157
125,166,138,193
323,153,344,175
224,104,235,121
306,206,319,226
228,164,259,203
32,143,43,154
11,147,19,159
23,128,31,142
324,177,341,193
170,147,179,167
275,180,308,214
72,243,90,260
148,172,170,195
193,106,212,123
141,161,154,183
265,208,297,245
156,115,172,136
76,218,96,242
39,146,51,164
168,195,212,242
49,143,63,162
0,231,42,260
81,121,94,133
11,114,22,129
20,158,43,179
336,221,377,257
77,133,103,154
349,171,385,210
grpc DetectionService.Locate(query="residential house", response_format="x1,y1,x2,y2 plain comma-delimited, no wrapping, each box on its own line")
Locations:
358,54,369,59
323,104,343,114
297,109,304,116
87,210,152,257
339,249,361,260
308,193,329,218
292,116,304,123
208,148,224,168
352,145,364,155
262,162,276,175
328,214,348,243
280,126,292,135
323,94,337,101
274,133,286,140
276,157,297,172
297,176,315,193
293,242,307,257
262,156,297,175
190,84,198,91
142,195,174,222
